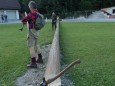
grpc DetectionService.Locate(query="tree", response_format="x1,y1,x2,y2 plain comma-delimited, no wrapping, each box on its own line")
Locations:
18,0,115,18
79,0,93,11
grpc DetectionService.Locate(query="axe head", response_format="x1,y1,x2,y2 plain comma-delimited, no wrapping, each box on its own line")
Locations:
19,27,23,31
40,77,47,86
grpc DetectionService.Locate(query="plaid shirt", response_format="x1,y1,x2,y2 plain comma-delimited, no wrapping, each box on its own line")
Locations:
22,9,38,29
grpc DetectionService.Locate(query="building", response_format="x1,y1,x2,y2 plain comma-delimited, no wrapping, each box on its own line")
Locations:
0,0,21,20
101,7,115,18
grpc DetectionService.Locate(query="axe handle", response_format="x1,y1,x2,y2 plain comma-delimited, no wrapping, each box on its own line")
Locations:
46,59,81,84
25,12,29,29
21,23,24,29
19,24,24,31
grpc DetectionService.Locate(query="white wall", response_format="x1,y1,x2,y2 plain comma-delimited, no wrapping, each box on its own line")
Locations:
0,10,20,20
16,10,19,19
0,10,4,15
6,10,16,20
105,7,115,15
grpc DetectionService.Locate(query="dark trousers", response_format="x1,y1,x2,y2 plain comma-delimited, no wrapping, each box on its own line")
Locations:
52,22,56,30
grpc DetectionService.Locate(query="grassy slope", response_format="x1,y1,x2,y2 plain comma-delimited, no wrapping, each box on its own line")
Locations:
0,22,54,86
60,22,115,86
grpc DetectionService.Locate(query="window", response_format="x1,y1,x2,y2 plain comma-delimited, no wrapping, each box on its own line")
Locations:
112,9,115,14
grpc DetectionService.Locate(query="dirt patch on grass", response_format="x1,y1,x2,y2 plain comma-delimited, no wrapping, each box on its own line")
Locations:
61,65,74,86
60,55,74,86
15,44,73,86
15,45,51,86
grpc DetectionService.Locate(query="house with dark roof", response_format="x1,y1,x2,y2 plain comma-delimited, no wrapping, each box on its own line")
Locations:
0,0,21,20
101,7,115,18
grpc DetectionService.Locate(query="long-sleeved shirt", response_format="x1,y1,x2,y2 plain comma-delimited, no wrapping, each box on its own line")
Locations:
52,14,57,22
22,9,38,29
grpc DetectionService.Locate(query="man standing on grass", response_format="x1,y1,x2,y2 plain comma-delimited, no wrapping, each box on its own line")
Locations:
52,12,57,30
22,1,43,68
1,14,4,23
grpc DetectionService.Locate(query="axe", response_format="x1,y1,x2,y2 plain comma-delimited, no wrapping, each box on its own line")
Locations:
37,59,81,86
19,23,24,31
19,12,29,31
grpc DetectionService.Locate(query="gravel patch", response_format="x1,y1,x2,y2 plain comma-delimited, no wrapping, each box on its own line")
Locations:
61,65,74,86
15,44,73,86
60,55,74,86
15,44,51,86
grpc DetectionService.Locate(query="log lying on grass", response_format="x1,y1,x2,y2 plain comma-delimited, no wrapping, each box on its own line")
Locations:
44,19,61,86
44,18,80,86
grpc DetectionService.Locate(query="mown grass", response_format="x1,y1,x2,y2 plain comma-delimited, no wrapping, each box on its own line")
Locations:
60,22,115,86
0,22,54,86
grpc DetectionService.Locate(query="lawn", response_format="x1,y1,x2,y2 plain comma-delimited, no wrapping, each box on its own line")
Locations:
60,22,115,86
0,22,54,86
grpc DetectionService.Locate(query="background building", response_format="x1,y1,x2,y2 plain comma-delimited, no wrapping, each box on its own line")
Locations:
0,0,21,20
101,7,115,18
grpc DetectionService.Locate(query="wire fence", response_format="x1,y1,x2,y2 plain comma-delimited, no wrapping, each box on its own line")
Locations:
60,10,99,19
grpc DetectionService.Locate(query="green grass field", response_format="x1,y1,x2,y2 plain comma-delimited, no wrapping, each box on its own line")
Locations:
60,22,115,86
1,22,115,86
0,23,54,86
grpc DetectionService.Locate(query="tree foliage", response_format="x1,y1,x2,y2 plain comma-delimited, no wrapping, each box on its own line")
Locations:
18,0,115,18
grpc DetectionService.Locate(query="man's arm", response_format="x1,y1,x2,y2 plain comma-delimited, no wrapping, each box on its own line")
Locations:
22,14,30,24
20,13,30,31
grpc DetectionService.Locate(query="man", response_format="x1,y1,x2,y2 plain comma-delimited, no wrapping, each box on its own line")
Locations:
52,12,57,30
1,14,4,23
22,1,43,68
4,14,7,22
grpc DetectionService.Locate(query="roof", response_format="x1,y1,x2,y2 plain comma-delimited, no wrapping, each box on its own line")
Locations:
0,0,21,10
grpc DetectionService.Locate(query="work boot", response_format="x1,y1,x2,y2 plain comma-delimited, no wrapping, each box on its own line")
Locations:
27,57,37,68
36,53,43,63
